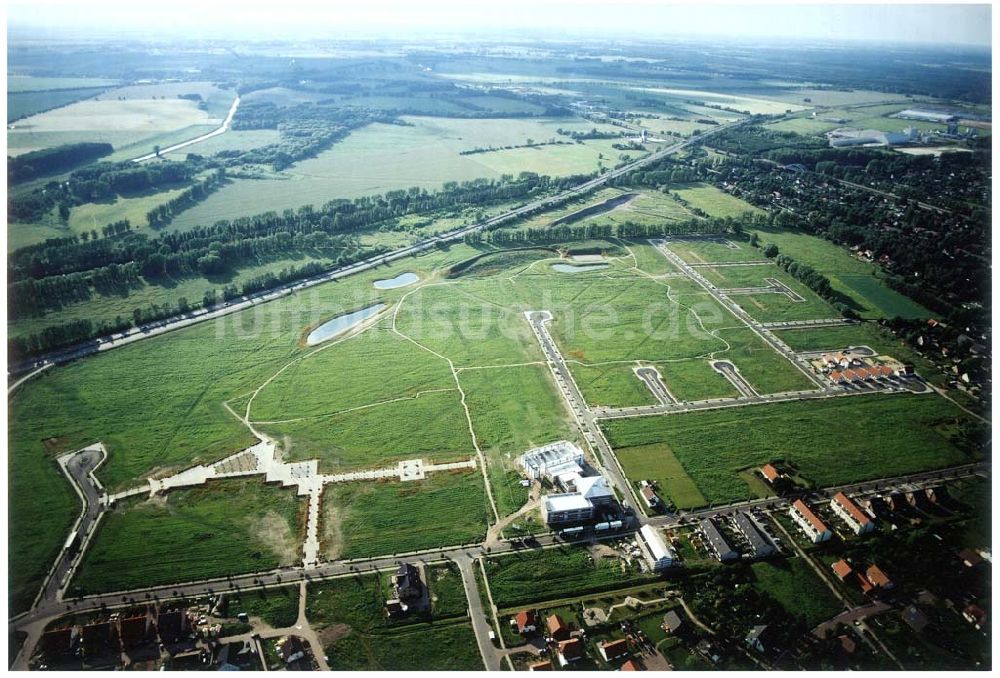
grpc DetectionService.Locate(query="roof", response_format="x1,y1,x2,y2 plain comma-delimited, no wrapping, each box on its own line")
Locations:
547,614,568,635
746,624,769,643
734,512,775,558
958,548,984,567
639,524,675,563
760,464,780,482
514,610,537,630
577,474,615,501
832,559,853,580
600,638,629,658
558,638,584,660
866,564,892,588
833,492,872,527
529,661,553,671
700,518,738,561
662,610,683,632
857,573,874,594
621,659,644,671
902,605,930,632
545,493,592,513
792,499,829,534
641,486,658,500
963,604,986,623
838,634,857,654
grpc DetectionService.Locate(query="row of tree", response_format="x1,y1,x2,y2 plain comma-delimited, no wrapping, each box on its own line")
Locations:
146,169,227,228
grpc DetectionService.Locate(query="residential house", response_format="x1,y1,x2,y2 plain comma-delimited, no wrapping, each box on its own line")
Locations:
789,500,832,543
700,518,738,562
513,610,538,635
901,605,930,633
120,615,154,651
640,485,660,509
831,492,875,535
157,610,188,644
39,627,75,661
838,635,857,655
958,548,984,568
621,659,644,671
866,565,894,590
733,512,776,559
557,638,585,666
529,661,553,671
393,563,423,600
275,636,307,664
905,490,929,510
661,610,684,634
745,624,774,654
547,614,571,641
599,638,630,662
885,492,907,512
832,559,853,581
760,463,781,484
81,621,116,657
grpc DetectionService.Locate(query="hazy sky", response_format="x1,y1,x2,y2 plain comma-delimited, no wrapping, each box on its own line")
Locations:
7,1,993,47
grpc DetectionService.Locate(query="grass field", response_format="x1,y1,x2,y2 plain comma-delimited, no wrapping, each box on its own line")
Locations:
72,478,304,594
656,359,739,401
169,116,631,229
749,226,930,320
320,470,489,559
307,573,481,670
713,327,817,393
162,129,281,158
458,364,578,517
485,545,655,609
672,183,766,219
219,586,300,628
428,563,469,618
624,238,682,274
750,557,843,627
603,393,977,506
614,442,707,509
570,363,659,408
665,236,762,264
8,75,120,92
8,87,111,124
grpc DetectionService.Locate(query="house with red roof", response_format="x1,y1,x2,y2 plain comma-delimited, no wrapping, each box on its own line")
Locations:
760,463,781,484
529,660,553,671
831,559,853,581
557,638,585,666
546,614,571,641
512,609,538,635
599,638,630,662
621,659,645,671
866,564,894,590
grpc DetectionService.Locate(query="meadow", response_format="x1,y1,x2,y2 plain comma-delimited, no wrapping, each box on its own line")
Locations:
71,478,305,595
320,470,490,559
672,183,766,219
484,545,655,609
218,585,300,628
656,359,739,402
571,363,659,409
614,442,707,509
665,236,764,264
604,393,977,506
8,87,110,124
169,116,631,230
8,76,120,92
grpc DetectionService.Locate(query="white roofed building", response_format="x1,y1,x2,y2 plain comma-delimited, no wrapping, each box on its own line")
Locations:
639,525,678,571
518,441,585,481
543,493,594,524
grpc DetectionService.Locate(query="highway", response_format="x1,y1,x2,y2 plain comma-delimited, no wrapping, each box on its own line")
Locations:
130,96,241,163
8,119,743,382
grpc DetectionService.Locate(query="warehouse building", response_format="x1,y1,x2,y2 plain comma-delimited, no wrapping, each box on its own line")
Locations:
894,108,959,123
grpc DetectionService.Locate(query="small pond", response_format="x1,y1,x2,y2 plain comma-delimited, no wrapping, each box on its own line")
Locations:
306,303,385,346
373,272,419,289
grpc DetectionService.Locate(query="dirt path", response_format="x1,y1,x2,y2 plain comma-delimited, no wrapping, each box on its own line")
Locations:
485,484,541,547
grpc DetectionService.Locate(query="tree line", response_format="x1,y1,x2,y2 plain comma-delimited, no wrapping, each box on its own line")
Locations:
8,142,113,184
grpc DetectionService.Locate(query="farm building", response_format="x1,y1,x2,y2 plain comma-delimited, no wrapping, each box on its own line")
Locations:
639,524,678,571
831,492,875,535
733,512,777,559
789,500,832,543
599,638,630,662
700,518,739,562
518,441,585,481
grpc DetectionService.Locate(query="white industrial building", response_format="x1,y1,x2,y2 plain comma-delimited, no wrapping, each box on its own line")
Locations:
518,441,584,481
542,474,616,525
827,126,918,148
894,109,959,123
639,525,678,571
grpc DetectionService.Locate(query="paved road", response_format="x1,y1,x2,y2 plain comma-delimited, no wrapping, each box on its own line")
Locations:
456,556,503,671
131,96,241,163
8,119,746,382
635,366,677,405
710,360,759,398
761,318,859,330
812,601,893,638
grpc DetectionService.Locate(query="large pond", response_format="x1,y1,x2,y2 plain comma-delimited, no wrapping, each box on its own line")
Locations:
551,263,609,273
373,272,419,289
306,303,385,346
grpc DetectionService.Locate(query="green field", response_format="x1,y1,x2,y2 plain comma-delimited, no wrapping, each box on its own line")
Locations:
750,557,843,627
657,359,739,401
169,116,632,230
321,470,490,559
625,238,681,274
614,442,707,509
427,563,469,618
307,572,481,670
72,478,304,594
8,87,111,124
713,327,818,393
8,76,120,92
672,183,766,219
749,226,930,320
219,586,300,628
603,393,977,506
458,364,578,517
571,362,659,408
485,546,654,609
666,237,763,264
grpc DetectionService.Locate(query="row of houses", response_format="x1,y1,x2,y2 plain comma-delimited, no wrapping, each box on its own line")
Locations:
699,514,778,563
39,608,192,663
829,364,896,384
832,559,894,596
789,492,876,543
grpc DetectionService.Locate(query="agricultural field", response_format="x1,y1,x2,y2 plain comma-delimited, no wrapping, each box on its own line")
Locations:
161,128,281,158
218,585,301,629
615,442,707,509
8,87,111,123
571,363,659,409
629,86,808,115
665,236,764,264
71,478,305,595
484,545,655,609
307,572,481,671
169,116,634,229
8,75,120,92
320,469,490,559
603,393,978,506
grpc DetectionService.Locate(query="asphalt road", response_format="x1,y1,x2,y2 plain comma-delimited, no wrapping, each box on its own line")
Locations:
8,120,745,382
131,96,241,163
457,556,503,671
710,359,759,398
635,366,677,405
